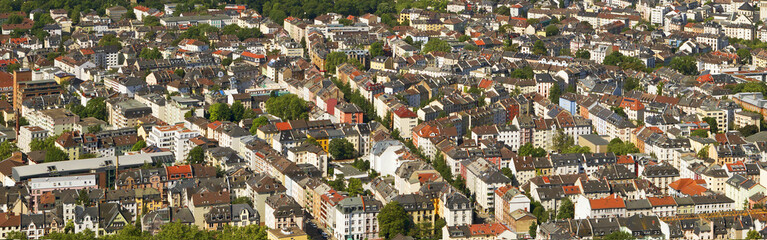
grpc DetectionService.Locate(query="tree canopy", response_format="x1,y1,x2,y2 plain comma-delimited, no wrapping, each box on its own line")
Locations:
378,201,413,239
607,138,639,155
668,55,699,75
265,94,309,121
329,138,357,160
602,52,646,72
422,38,451,53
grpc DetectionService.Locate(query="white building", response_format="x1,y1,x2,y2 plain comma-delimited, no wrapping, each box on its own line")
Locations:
18,126,49,153
461,158,512,212
332,196,382,240
146,123,201,163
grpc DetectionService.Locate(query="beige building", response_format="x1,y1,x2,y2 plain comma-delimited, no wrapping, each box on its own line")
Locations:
107,99,152,128
578,134,610,153
697,106,728,131
734,111,761,129
26,108,80,135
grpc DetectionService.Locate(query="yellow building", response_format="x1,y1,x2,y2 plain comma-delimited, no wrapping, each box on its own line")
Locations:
394,194,435,224
268,227,308,240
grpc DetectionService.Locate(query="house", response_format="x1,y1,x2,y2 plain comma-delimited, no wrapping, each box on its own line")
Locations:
265,193,304,230
332,196,382,240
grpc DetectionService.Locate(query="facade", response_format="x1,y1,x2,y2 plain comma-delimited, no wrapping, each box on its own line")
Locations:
332,196,382,240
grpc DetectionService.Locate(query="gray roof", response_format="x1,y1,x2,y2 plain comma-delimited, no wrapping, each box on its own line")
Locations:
12,152,174,181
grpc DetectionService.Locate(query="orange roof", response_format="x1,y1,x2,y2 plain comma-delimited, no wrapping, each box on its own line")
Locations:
619,97,644,111
134,6,150,12
275,122,292,131
80,48,95,55
589,195,625,209
616,155,634,164
241,51,265,59
669,178,707,196
478,79,494,89
207,121,223,130
468,223,508,236
697,74,714,83
393,106,417,118
166,165,192,175
647,196,676,207
474,39,485,46
562,185,580,195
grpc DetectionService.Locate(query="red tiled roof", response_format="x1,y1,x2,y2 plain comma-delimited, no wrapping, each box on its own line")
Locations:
241,51,265,59
275,122,292,131
589,194,625,209
647,196,676,207
669,178,707,196
468,223,508,237
166,165,192,175
393,106,417,118
134,6,150,12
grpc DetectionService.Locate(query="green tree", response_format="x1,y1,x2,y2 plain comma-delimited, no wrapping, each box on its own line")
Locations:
607,138,640,155
378,201,413,239
232,196,254,207
231,101,245,122
623,77,641,92
552,130,573,153
132,140,147,151
747,229,762,239
545,25,559,36
668,56,699,75
602,231,635,240
329,138,357,160
557,198,574,219
347,178,363,196
265,94,309,120
610,106,628,118
6,14,23,24
98,34,122,48
324,51,348,73
510,66,534,79
139,47,163,59
549,84,561,104
575,49,590,59
519,143,547,157
187,146,205,164
532,40,547,55
143,15,161,26
174,69,185,78
5,231,26,240
370,41,385,58
217,224,268,240
702,117,719,133
603,52,646,72
422,38,451,53
250,116,269,134
222,58,233,66
529,222,537,238
45,148,69,162
208,103,232,122
697,146,710,159
739,125,760,137
153,221,212,240
737,48,752,65
0,141,18,160
690,129,709,138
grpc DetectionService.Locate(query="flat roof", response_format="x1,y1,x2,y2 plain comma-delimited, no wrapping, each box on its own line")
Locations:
13,152,173,181
579,134,610,145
